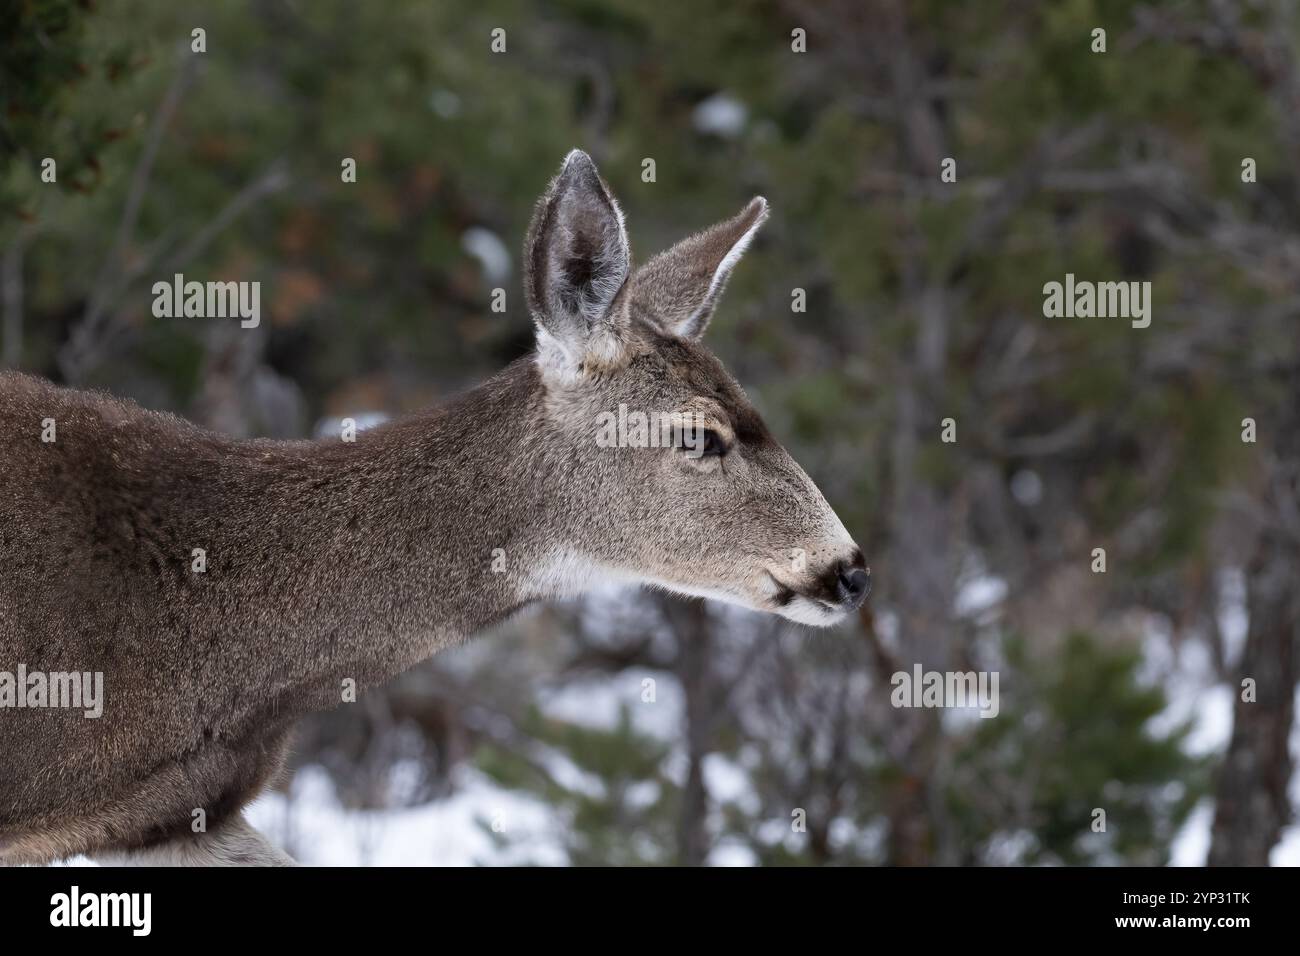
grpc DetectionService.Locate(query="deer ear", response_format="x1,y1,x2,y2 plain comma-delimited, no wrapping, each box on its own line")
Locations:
524,150,632,379
628,196,768,341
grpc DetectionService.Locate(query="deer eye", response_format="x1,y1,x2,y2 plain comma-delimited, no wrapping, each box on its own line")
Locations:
677,426,728,459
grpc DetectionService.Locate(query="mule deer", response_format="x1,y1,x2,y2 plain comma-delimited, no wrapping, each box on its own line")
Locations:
0,151,869,866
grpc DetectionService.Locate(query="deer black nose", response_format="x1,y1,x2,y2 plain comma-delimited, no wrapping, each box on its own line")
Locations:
835,563,871,608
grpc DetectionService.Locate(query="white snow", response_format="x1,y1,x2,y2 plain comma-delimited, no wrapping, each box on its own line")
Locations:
692,93,748,138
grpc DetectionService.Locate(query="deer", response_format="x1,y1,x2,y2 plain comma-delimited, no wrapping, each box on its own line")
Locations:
0,151,869,866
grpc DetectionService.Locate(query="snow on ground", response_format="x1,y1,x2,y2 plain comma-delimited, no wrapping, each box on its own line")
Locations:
538,666,684,742
55,764,566,867
1155,570,1300,866
246,764,566,866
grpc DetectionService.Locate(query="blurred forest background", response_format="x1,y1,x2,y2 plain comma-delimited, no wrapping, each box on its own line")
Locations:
2,0,1298,865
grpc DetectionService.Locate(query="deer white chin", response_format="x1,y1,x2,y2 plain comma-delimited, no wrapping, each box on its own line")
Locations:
546,559,853,628
619,570,852,629
774,595,851,628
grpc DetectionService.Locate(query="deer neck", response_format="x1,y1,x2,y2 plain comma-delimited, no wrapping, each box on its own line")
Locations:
217,356,584,695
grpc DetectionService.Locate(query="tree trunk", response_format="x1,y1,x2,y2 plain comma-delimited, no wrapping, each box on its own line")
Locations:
671,598,713,866
1209,374,1300,865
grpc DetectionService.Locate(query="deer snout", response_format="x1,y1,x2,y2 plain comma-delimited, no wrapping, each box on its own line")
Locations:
821,547,870,609
762,542,870,627
835,560,871,608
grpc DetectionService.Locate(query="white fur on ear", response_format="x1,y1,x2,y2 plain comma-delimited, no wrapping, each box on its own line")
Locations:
534,323,628,386
523,150,633,383
627,196,769,341
684,196,767,339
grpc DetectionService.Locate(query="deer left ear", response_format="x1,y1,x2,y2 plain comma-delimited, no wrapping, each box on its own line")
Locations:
627,196,768,341
524,150,632,381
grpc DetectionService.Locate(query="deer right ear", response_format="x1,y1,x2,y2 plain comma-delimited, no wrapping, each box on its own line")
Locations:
524,150,632,382
625,196,767,342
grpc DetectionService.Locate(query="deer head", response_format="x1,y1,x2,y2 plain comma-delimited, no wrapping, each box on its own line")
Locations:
522,150,868,626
